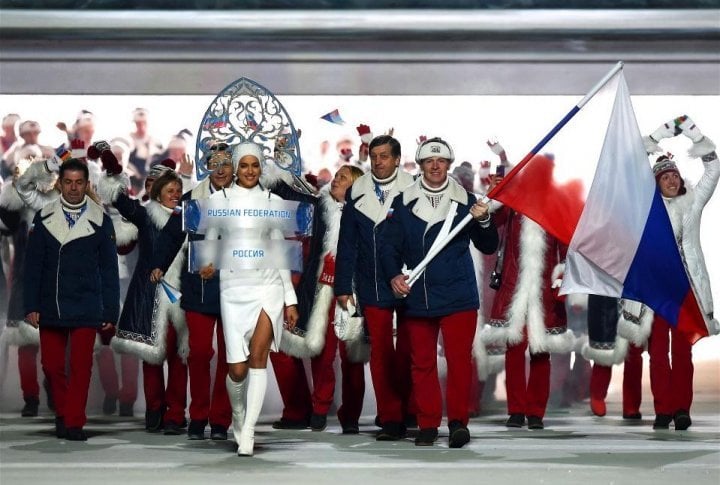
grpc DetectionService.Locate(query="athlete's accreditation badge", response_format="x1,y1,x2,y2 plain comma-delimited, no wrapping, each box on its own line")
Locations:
319,253,336,286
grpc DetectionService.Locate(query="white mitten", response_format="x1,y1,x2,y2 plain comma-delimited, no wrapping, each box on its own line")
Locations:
677,115,717,158
648,120,679,143
643,119,679,154
44,145,67,173
677,115,703,143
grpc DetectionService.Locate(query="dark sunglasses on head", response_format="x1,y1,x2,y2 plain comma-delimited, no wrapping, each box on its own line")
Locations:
209,142,230,152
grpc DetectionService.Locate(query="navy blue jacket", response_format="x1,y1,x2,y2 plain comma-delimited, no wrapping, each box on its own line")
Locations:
381,179,498,318
153,180,221,316
114,194,170,338
334,170,415,310
24,198,120,328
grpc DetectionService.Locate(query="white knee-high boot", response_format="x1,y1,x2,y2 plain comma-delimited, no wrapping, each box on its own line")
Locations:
225,374,247,446
238,368,267,456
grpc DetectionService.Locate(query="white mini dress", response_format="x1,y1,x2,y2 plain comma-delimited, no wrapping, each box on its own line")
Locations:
205,183,298,363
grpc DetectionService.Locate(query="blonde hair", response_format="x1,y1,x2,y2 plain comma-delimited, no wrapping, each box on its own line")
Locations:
339,164,364,183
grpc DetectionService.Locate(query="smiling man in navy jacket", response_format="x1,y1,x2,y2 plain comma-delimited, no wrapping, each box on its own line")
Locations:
334,134,416,440
383,138,498,448
24,158,119,441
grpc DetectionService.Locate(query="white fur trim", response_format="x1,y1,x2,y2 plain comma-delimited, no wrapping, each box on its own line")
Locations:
473,324,490,381
486,352,506,376
616,300,654,346
112,289,169,365
279,329,311,358
113,218,139,247
97,173,130,204
145,200,172,231
542,329,576,354
280,187,344,359
506,218,548,349
319,187,342,257
17,321,41,345
1,322,40,346
165,243,189,362
581,335,629,366
305,285,333,356
480,323,509,346
260,161,294,189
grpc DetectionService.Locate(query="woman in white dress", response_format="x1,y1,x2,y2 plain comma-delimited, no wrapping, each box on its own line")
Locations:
201,142,299,456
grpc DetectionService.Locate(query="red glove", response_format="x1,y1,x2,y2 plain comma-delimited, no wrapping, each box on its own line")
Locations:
100,149,123,175
70,139,86,159
87,140,111,160
356,124,373,162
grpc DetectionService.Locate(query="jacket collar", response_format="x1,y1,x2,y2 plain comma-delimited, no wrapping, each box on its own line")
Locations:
350,169,414,225
402,176,468,225
146,200,173,230
41,196,105,245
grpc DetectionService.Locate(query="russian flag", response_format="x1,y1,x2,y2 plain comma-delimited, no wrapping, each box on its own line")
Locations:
320,109,345,126
488,68,708,344
160,279,182,304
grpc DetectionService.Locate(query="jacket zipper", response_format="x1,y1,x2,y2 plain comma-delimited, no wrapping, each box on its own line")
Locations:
56,245,62,318
201,278,205,304
373,228,380,301
422,236,429,310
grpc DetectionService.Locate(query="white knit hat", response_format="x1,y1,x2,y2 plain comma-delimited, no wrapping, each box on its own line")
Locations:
232,142,265,172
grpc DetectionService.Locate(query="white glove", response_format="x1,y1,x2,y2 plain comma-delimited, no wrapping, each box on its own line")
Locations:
648,120,679,143
44,154,63,173
676,115,716,158
677,116,704,143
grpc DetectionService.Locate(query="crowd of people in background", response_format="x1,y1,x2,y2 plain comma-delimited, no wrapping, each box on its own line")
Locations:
0,107,716,455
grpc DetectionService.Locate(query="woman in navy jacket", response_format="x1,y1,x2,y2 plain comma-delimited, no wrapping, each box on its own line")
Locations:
382,138,498,448
98,154,188,434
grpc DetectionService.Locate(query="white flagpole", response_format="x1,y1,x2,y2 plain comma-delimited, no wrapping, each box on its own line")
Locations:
406,61,625,288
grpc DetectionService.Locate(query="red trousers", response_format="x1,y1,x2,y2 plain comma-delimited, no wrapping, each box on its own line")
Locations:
185,311,231,427
18,344,40,399
143,324,188,424
270,351,312,421
589,344,643,415
310,305,365,423
505,333,551,418
405,310,477,429
649,316,693,415
96,345,139,405
40,326,96,428
364,305,413,424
